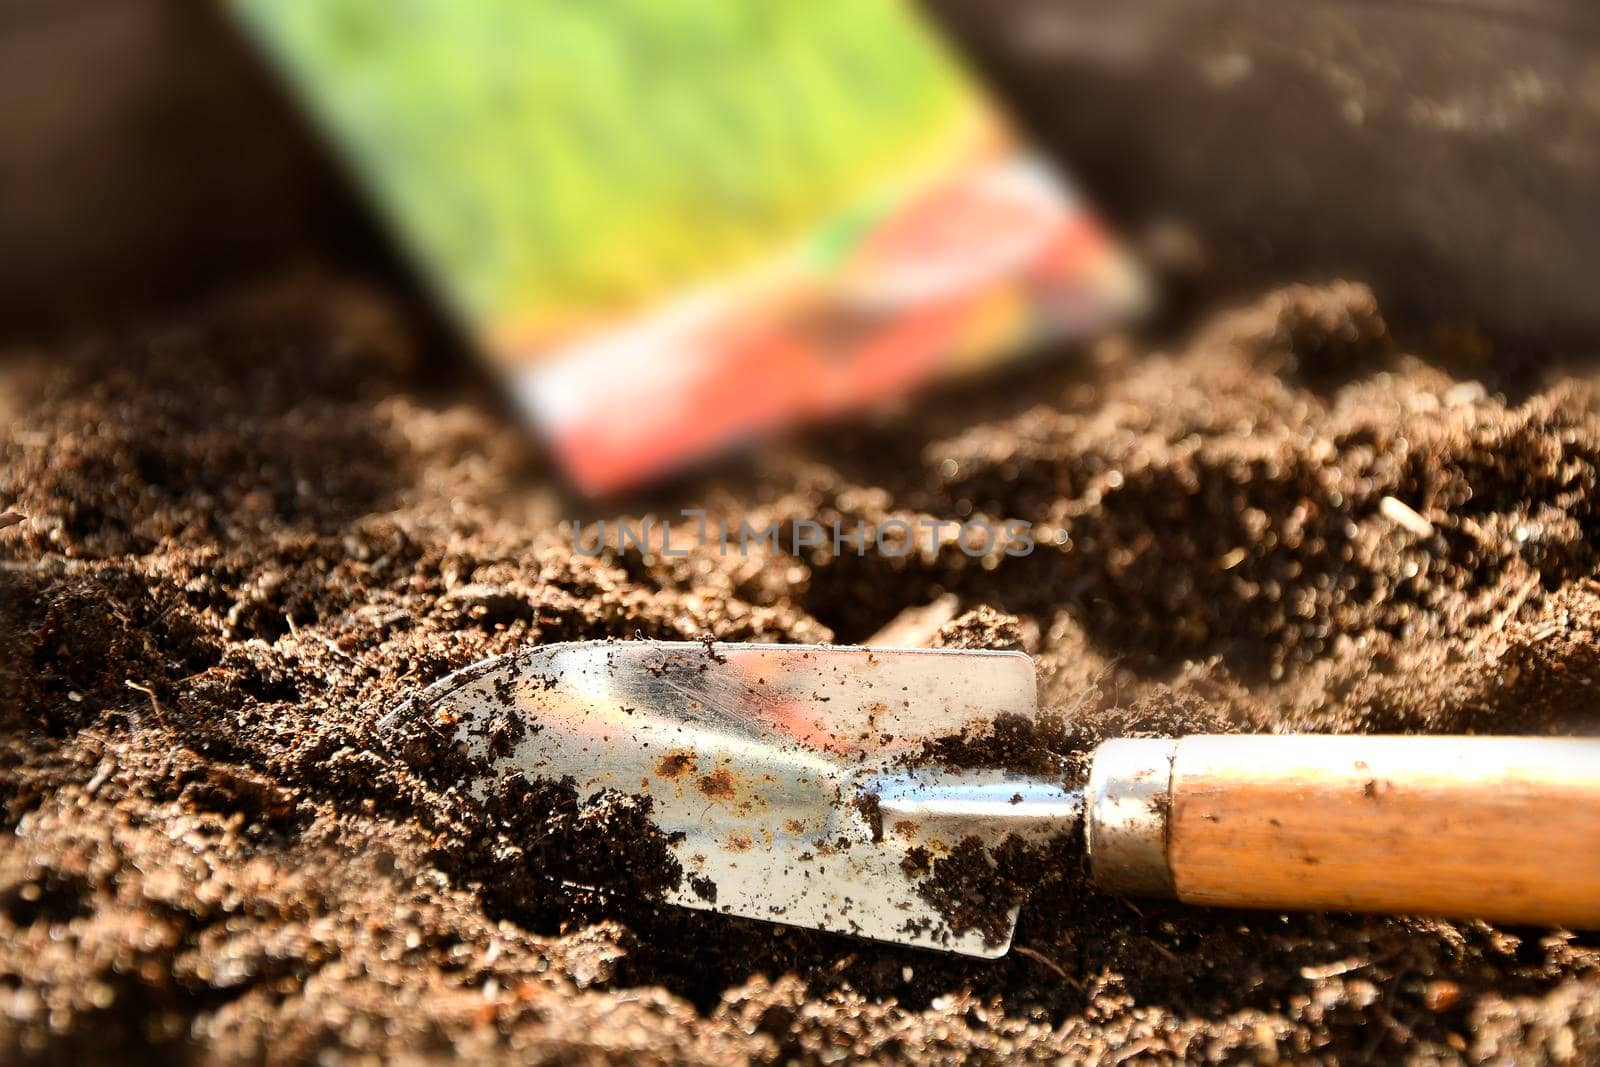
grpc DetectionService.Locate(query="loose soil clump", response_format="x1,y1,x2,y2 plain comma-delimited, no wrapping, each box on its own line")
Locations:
2,272,1598,1062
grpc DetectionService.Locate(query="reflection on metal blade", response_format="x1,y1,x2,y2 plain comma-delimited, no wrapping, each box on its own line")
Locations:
384,640,1049,956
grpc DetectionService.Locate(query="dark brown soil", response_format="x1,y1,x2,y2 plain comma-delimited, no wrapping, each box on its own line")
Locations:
3,271,1599,1064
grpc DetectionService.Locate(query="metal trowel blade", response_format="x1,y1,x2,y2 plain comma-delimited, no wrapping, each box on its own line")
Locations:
382,640,1076,957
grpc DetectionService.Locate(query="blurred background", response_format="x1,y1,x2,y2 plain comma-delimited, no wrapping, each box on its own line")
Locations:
0,0,380,334
4,0,1597,351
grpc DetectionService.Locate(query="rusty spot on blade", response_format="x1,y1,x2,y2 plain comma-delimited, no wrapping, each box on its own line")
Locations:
656,750,698,779
697,768,737,800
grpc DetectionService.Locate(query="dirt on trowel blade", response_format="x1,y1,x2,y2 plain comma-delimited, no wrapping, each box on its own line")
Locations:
384,639,1058,956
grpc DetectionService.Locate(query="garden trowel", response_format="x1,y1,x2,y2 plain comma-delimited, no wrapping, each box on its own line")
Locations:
384,641,1600,958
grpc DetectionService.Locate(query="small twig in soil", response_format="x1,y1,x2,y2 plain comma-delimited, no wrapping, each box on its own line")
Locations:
85,757,116,797
1482,572,1543,647
1145,939,1180,963
1111,1039,1160,1063
1013,945,1081,989
1378,495,1436,539
124,679,169,729
865,594,961,647
1299,956,1374,980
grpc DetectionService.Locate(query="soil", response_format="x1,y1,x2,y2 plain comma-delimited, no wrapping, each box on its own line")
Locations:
3,270,1599,1064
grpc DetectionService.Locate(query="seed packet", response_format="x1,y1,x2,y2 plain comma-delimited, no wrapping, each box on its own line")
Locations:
234,0,1146,494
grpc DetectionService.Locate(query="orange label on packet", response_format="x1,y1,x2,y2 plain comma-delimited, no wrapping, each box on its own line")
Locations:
234,0,1145,494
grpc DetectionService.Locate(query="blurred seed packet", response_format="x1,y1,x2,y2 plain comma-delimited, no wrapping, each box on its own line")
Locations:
234,0,1146,495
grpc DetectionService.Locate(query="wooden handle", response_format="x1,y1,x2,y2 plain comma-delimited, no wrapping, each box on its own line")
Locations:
1165,735,1600,927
